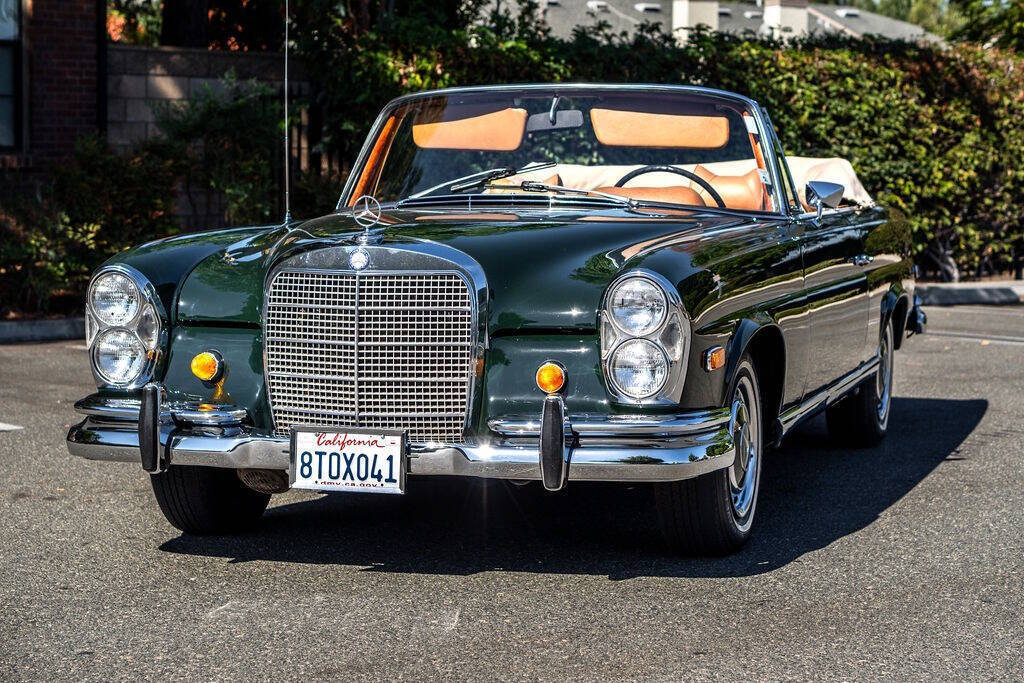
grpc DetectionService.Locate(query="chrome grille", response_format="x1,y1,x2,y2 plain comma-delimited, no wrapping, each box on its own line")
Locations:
265,270,474,443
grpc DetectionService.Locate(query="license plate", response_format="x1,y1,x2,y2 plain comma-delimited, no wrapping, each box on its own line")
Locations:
289,428,406,494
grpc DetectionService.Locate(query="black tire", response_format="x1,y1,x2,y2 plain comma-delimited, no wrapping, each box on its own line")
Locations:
826,318,894,448
150,465,270,535
654,355,763,555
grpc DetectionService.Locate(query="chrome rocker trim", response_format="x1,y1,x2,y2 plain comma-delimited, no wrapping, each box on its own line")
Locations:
66,393,736,485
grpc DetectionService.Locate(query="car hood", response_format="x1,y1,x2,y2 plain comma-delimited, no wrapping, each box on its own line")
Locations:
175,207,749,333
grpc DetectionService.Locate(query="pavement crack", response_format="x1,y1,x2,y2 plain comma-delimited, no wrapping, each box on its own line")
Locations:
206,600,241,619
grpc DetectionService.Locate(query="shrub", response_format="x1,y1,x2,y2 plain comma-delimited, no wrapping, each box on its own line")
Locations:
153,73,281,226
1,136,180,315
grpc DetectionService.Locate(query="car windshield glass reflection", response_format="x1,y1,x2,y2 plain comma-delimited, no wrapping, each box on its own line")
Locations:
349,89,776,212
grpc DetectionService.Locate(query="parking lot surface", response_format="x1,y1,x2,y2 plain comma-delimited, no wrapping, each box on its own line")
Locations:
1,306,1022,681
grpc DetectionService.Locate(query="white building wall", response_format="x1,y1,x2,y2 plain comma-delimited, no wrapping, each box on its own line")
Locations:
672,0,720,43
763,0,809,38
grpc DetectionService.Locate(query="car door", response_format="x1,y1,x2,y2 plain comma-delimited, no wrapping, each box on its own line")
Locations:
798,207,870,394
761,113,870,396
765,111,868,401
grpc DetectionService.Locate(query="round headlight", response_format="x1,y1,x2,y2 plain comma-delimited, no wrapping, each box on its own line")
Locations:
609,277,667,336
93,328,147,385
610,338,668,399
91,272,141,326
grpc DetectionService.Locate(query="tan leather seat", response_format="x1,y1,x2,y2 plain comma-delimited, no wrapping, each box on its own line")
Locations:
693,165,766,211
596,185,706,207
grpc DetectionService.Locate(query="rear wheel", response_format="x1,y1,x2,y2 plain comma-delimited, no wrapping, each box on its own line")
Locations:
654,356,763,555
150,465,270,535
826,318,894,447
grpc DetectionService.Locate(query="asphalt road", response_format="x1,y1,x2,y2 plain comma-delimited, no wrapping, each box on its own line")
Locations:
1,306,1022,681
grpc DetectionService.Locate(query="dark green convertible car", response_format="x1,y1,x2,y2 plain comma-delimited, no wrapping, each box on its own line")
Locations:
67,84,925,554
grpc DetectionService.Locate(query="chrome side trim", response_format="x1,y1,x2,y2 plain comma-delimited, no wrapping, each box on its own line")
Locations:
777,356,881,436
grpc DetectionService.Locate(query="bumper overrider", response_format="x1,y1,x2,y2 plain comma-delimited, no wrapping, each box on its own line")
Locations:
66,384,737,490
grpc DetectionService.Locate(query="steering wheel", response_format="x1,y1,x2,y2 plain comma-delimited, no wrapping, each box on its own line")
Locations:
614,165,727,209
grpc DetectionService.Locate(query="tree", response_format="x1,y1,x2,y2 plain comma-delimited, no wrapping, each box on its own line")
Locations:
207,0,283,51
908,0,942,33
107,0,162,45
160,0,210,47
951,0,1024,50
876,0,912,20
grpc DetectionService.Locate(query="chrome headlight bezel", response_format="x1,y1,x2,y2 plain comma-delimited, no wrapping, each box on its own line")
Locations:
86,264,168,390
607,276,668,337
600,271,690,404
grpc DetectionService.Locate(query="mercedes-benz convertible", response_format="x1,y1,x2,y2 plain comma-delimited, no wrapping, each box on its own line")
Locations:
67,84,926,554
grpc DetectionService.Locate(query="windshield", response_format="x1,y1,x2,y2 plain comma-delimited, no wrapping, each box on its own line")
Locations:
344,87,777,213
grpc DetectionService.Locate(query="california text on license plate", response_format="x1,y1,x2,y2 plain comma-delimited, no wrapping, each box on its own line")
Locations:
290,428,406,494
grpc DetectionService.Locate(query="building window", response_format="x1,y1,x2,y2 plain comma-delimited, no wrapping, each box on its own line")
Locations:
0,0,21,150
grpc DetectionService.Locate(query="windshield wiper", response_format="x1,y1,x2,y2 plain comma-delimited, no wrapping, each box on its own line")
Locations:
406,161,557,199
496,180,640,210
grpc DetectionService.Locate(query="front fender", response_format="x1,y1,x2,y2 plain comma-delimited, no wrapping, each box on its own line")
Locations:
103,225,283,324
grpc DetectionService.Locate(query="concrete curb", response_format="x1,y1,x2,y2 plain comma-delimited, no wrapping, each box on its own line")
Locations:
917,286,1024,307
0,317,85,344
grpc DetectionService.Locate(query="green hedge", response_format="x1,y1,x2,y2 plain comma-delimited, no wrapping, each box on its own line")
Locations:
1,136,181,315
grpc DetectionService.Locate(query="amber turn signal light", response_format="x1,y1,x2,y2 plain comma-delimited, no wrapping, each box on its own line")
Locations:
190,351,222,382
536,361,566,394
703,346,726,372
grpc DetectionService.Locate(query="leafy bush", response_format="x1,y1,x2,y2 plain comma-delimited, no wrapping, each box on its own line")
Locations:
154,73,281,226
1,136,180,315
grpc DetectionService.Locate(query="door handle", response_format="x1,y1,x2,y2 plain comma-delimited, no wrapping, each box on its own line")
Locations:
850,254,874,266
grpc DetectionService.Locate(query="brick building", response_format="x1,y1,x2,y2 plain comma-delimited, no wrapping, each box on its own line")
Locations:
1,0,105,169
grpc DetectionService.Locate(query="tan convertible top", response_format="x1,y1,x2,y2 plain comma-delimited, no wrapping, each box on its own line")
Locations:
494,156,873,211
785,156,873,208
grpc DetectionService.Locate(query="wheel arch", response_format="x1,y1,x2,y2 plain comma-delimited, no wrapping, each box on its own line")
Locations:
891,295,911,350
881,285,911,350
724,319,786,443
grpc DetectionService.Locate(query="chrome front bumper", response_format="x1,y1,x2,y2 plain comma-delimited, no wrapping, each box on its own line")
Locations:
66,393,736,484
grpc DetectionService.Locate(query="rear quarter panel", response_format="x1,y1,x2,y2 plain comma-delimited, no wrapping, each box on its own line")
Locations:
861,206,915,354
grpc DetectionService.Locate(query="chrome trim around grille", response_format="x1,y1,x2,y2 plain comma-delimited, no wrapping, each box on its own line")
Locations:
262,243,487,446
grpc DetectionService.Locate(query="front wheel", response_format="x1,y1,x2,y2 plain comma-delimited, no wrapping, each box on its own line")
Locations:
826,318,894,448
654,356,763,555
150,466,270,535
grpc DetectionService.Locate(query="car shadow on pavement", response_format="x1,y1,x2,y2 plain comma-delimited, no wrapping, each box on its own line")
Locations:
160,397,987,579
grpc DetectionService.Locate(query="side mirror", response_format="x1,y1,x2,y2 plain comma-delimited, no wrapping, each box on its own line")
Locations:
805,180,844,221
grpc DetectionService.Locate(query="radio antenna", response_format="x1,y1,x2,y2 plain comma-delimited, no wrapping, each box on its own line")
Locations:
282,0,292,224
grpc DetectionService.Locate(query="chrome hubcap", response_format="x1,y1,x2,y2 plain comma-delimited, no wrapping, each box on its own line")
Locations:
876,325,893,424
728,376,759,520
